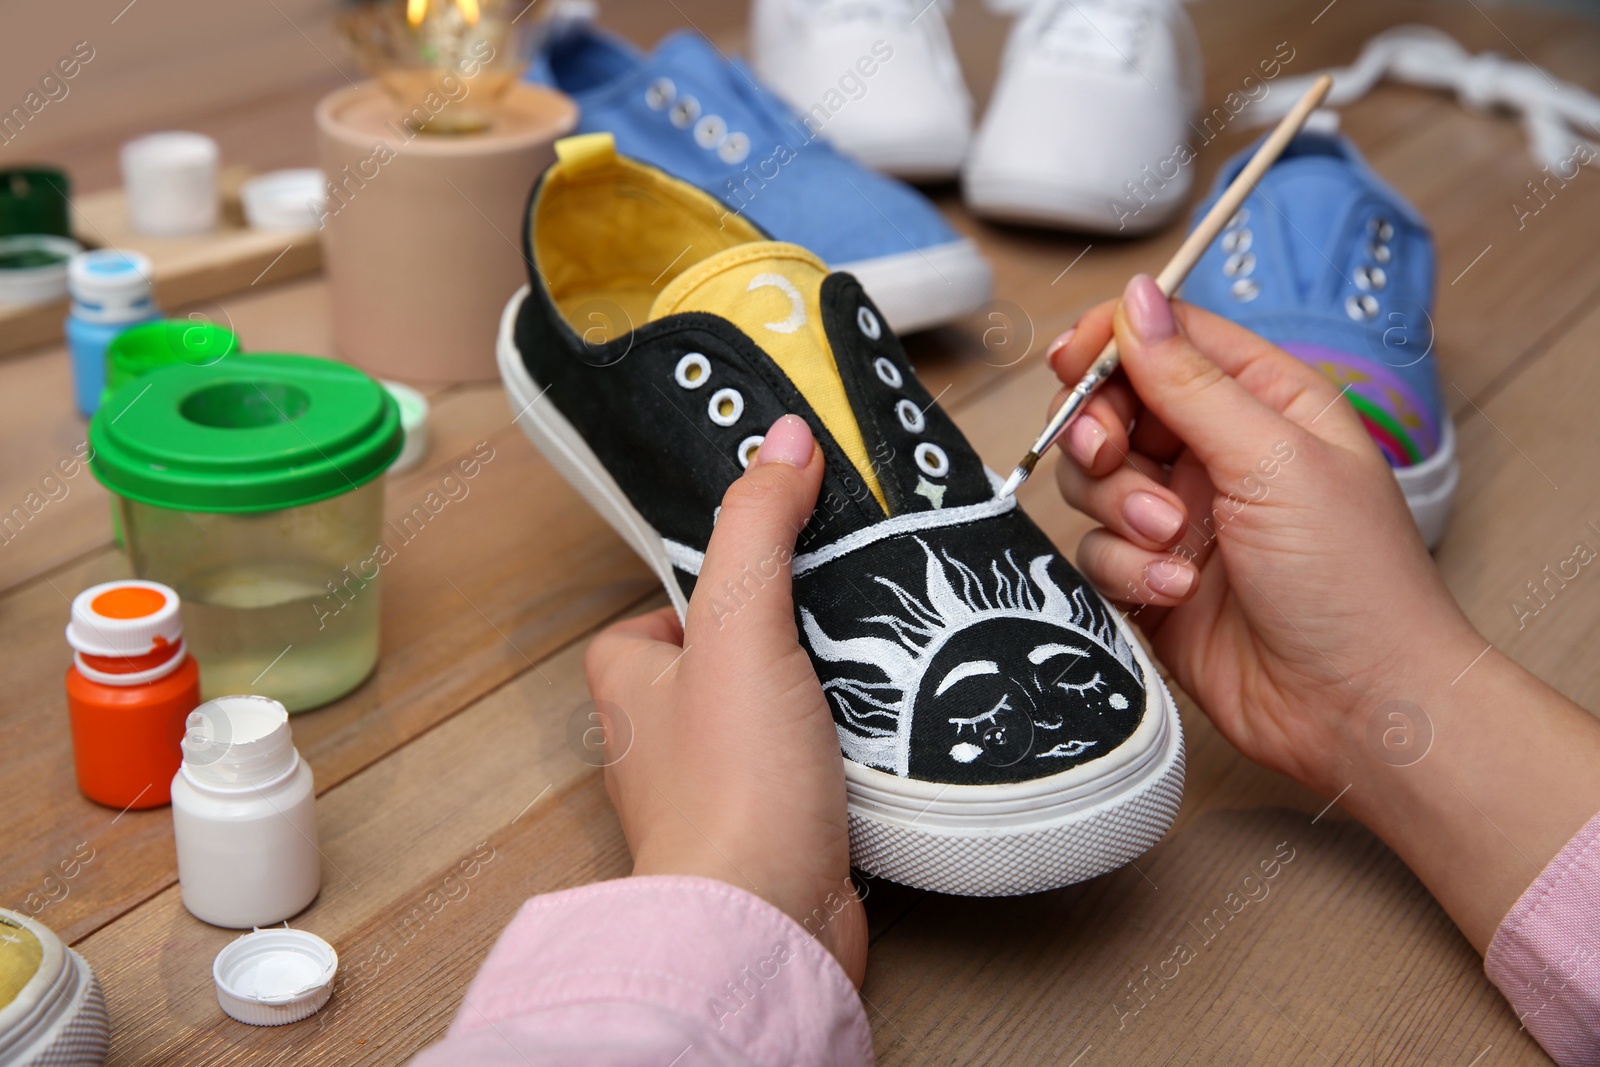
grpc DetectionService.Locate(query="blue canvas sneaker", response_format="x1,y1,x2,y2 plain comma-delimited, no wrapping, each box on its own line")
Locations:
524,7,992,335
1180,127,1458,547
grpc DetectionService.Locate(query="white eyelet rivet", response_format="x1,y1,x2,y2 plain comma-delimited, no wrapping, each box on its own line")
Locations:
694,114,727,149
718,132,750,164
645,77,675,110
896,398,925,433
708,387,744,426
1221,228,1252,254
674,352,711,389
1369,218,1394,241
873,356,901,388
1365,266,1387,290
737,435,764,468
1227,208,1249,229
857,306,881,340
1345,293,1379,320
1370,242,1392,264
670,96,700,129
1223,251,1256,278
1231,278,1260,302
914,442,949,478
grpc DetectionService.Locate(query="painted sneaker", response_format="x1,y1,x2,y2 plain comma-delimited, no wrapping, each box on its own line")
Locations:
963,0,1202,234
750,0,973,180
523,3,992,335
0,909,110,1066
1180,126,1458,547
499,133,1184,896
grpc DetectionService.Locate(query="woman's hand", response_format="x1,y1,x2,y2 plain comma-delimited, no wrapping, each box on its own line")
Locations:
584,415,867,985
1048,275,1600,951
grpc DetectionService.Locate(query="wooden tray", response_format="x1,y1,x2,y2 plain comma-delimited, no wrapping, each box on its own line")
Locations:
0,166,322,357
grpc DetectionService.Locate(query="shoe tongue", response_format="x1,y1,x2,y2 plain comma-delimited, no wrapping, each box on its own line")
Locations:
649,242,887,514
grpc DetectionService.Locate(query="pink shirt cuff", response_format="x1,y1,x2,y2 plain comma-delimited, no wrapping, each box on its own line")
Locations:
1485,807,1600,1067
410,875,873,1066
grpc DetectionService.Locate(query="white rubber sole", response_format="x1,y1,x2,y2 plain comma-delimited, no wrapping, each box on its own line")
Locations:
498,288,1185,895
835,239,993,335
964,170,1189,236
1397,413,1459,550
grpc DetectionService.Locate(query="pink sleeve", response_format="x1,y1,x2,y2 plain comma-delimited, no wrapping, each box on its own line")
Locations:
409,875,873,1067
1485,808,1600,1067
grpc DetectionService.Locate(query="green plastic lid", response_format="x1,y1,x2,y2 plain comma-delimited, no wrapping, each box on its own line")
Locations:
89,354,402,513
105,319,242,396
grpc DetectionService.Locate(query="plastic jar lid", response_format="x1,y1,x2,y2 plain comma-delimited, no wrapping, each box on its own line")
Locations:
212,928,337,1026
241,169,325,232
88,354,401,513
381,380,428,474
68,249,154,324
105,319,241,395
0,235,80,306
67,579,182,656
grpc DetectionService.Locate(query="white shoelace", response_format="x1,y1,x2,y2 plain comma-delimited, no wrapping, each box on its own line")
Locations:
1027,0,1155,72
807,0,952,26
1246,25,1600,169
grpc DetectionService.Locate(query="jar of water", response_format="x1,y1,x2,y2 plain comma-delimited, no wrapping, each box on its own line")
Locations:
89,354,401,711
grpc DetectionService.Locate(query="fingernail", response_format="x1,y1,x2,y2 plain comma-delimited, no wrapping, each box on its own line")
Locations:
1045,327,1076,369
1124,274,1175,343
756,414,814,468
1143,557,1195,598
1067,415,1105,468
1124,491,1183,543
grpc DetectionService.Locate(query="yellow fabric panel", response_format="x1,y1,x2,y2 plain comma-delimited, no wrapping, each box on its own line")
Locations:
650,243,887,514
0,917,43,1008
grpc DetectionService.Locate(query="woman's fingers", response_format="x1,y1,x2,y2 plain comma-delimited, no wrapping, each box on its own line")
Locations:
1076,527,1201,609
1056,452,1188,550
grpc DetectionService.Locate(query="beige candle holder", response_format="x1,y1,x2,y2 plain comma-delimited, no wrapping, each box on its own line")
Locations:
315,81,576,382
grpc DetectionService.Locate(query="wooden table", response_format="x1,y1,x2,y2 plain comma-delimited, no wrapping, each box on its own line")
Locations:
4,0,1597,1062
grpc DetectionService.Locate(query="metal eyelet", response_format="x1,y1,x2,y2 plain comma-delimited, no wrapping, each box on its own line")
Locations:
1345,293,1380,320
1354,265,1387,291
1370,242,1392,264
1227,208,1250,229
644,77,676,110
873,356,901,388
1231,278,1260,302
693,114,726,149
858,306,882,340
1221,228,1252,254
708,387,743,426
1224,251,1256,278
674,352,711,389
669,95,700,129
896,398,925,433
1368,217,1394,241
914,442,949,478
737,435,764,469
718,132,750,164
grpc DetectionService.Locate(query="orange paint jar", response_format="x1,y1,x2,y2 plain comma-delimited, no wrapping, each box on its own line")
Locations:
65,580,200,809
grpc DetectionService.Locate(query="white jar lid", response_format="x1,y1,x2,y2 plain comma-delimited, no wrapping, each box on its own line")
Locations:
67,248,154,320
213,927,337,1026
66,579,182,657
0,235,81,307
241,169,326,232
381,380,429,474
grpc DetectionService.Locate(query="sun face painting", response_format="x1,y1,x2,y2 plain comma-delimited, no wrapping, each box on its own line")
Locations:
799,538,1145,785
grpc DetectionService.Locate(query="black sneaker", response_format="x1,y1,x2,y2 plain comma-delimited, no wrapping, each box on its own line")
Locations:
499,133,1184,895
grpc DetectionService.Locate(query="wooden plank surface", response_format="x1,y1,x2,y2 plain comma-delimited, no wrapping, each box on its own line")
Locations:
1,0,1596,1063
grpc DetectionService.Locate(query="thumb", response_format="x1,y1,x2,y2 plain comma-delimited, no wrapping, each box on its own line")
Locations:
685,415,823,641
1113,274,1303,486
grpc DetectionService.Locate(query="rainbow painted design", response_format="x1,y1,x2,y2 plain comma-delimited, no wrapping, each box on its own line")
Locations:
1282,342,1438,467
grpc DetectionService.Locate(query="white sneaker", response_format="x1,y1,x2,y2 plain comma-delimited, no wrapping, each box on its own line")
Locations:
750,0,974,180
964,0,1202,233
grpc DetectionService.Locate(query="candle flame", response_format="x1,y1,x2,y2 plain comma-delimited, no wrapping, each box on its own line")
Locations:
405,0,481,26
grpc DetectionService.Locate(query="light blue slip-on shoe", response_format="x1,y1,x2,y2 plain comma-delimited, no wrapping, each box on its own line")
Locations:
525,10,992,334
1181,127,1458,548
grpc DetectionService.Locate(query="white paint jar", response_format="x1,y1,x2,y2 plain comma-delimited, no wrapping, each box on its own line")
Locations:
121,131,219,237
171,695,321,928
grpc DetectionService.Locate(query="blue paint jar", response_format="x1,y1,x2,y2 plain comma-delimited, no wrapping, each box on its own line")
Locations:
65,250,160,417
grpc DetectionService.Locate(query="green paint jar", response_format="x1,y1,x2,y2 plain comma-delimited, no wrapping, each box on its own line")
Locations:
89,355,401,712
103,319,242,400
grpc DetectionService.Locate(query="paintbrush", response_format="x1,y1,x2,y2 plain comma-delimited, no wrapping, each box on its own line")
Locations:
996,73,1334,500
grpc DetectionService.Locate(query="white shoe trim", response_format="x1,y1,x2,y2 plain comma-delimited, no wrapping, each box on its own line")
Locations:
834,239,992,335
1396,410,1459,550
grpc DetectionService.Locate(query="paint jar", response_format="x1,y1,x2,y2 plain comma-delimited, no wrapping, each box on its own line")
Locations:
103,318,241,402
65,579,201,810
65,249,161,417
0,166,72,238
171,695,320,927
121,131,219,237
88,355,401,712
